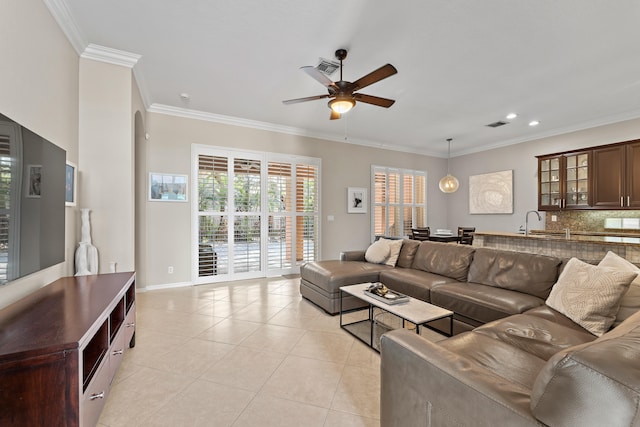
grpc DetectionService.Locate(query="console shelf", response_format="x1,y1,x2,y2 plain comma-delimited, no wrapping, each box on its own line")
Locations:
0,272,136,427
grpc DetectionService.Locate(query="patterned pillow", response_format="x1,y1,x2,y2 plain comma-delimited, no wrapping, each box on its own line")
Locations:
365,239,390,264
546,257,637,336
598,251,640,327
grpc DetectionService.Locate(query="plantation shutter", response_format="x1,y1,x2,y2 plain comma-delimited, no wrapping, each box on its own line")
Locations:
296,163,318,264
198,155,228,276
0,135,11,282
372,166,427,239
267,161,293,270
233,158,261,273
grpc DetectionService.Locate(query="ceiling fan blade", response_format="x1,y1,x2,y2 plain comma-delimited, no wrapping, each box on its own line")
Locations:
354,93,396,108
330,110,341,120
282,94,330,105
301,66,336,88
353,64,398,91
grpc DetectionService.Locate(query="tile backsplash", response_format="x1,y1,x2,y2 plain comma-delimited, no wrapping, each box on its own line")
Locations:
545,210,640,233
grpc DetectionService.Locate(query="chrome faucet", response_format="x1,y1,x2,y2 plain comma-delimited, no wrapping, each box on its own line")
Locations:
525,210,541,236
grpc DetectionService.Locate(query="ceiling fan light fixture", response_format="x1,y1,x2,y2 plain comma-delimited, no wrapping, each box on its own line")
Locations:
329,98,355,114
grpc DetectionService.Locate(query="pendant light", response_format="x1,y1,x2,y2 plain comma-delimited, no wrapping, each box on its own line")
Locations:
438,138,459,193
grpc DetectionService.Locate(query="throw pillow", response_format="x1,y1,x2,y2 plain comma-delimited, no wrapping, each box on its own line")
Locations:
546,257,637,336
598,251,640,326
382,238,403,267
365,239,390,264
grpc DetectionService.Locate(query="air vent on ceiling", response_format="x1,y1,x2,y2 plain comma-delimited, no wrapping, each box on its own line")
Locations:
486,120,508,128
315,57,340,76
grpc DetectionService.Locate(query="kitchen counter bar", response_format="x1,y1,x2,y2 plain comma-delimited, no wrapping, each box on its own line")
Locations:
474,231,640,264
476,231,640,245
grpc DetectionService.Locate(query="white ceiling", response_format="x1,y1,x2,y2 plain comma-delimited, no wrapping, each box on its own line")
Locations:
50,0,640,157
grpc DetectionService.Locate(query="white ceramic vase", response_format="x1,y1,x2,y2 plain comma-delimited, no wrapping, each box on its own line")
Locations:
75,209,99,275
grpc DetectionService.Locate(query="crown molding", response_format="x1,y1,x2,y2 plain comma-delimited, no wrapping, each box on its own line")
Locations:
81,44,141,68
453,108,640,157
147,104,443,157
42,0,87,54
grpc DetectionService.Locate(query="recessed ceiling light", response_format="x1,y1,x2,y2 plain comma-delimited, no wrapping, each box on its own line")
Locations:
506,113,518,120
529,120,540,126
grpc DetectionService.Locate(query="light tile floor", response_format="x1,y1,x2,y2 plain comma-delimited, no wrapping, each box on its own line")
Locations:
98,277,382,427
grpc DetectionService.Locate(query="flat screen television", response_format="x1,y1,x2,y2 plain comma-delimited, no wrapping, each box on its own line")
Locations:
0,113,66,284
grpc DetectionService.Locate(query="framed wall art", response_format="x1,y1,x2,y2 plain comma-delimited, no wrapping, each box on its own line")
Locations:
149,173,188,202
469,170,513,214
26,164,42,198
347,187,367,214
65,161,77,206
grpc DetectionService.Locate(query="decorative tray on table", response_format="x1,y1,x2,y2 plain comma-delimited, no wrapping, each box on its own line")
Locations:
364,283,410,305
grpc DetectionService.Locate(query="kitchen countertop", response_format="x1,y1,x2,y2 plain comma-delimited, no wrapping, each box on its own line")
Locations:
474,230,640,246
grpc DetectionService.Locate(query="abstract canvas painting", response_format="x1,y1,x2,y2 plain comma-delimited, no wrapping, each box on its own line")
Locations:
469,170,513,214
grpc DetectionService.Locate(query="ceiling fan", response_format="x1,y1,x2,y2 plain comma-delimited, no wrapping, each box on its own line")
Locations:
282,49,398,120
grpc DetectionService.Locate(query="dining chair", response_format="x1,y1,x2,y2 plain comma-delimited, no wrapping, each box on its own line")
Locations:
457,227,475,245
411,227,430,241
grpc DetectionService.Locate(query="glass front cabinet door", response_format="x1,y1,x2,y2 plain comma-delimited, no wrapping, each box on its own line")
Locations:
538,151,590,211
538,156,563,209
564,152,590,208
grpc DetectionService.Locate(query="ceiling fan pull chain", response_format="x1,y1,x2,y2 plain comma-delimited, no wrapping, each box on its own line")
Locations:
344,116,349,140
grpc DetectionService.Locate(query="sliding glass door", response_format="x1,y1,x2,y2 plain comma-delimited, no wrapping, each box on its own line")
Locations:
194,146,319,283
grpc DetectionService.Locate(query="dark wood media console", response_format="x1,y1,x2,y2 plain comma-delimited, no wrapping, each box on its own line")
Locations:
0,272,136,426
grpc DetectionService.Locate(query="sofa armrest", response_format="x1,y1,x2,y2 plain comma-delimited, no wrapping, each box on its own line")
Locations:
340,250,366,261
380,330,540,427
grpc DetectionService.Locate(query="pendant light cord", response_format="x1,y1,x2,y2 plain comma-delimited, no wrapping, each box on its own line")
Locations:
446,138,452,174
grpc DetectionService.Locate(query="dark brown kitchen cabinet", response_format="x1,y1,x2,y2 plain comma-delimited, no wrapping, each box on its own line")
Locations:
538,151,589,210
625,141,640,208
592,140,640,209
538,139,640,211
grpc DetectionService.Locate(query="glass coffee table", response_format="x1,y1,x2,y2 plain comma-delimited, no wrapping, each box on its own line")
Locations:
339,283,453,351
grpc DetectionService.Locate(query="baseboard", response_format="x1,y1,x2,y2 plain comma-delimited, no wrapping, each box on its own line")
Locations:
142,281,193,291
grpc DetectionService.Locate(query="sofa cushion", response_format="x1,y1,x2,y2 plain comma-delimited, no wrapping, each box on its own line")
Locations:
524,305,596,331
299,260,391,295
365,239,390,264
410,241,475,281
531,310,640,427
379,268,458,303
473,313,596,361
546,257,637,336
598,251,640,327
396,239,420,268
431,282,545,324
440,332,546,390
467,248,561,299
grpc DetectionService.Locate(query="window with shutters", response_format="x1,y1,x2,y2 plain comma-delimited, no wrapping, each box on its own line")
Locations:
371,165,427,239
194,147,320,282
0,135,11,283
0,123,20,284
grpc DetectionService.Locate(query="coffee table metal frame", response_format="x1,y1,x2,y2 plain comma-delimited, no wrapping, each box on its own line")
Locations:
339,283,454,351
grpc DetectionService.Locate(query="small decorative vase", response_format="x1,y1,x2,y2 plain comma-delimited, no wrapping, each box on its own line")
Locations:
75,209,99,275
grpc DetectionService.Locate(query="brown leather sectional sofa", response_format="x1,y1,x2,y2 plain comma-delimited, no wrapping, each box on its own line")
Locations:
380,306,640,426
300,239,562,334
300,239,640,426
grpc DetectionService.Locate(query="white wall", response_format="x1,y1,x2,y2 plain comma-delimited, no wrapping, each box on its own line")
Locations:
141,112,448,287
446,118,640,233
78,59,136,274
0,0,79,309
